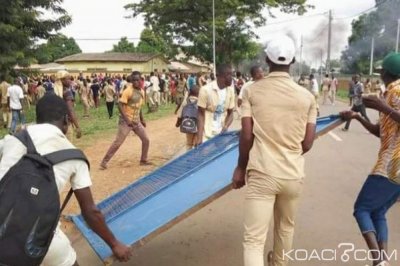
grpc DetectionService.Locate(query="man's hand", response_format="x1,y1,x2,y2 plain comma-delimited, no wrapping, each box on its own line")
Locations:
195,136,203,147
125,120,133,127
221,125,228,134
363,95,390,113
340,110,360,121
111,241,132,262
232,166,246,189
75,127,82,139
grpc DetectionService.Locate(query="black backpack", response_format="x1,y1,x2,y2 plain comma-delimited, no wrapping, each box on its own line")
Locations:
180,98,198,134
0,130,89,266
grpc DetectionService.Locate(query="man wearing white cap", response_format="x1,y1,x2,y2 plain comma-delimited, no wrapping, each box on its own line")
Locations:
232,35,317,266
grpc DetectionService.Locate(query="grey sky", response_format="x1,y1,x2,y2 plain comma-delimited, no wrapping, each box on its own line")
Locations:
59,0,376,65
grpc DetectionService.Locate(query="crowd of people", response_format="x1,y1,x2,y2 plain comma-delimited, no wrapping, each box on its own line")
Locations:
1,35,400,266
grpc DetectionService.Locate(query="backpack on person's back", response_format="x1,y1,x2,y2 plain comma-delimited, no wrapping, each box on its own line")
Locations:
179,97,198,134
0,130,89,266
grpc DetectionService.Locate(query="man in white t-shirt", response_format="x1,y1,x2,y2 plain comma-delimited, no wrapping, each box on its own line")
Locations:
148,71,160,109
197,64,235,144
0,94,131,266
7,78,25,134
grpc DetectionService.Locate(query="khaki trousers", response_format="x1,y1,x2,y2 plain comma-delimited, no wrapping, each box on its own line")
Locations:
243,171,303,266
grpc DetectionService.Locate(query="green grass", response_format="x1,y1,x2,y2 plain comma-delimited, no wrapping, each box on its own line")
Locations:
0,98,176,148
336,89,349,101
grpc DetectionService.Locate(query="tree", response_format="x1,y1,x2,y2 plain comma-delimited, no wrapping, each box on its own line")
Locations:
34,34,81,64
125,0,309,65
110,37,136,53
136,28,177,58
341,0,400,74
0,0,71,78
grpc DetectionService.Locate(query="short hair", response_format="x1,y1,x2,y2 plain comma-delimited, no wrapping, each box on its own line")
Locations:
36,94,68,124
216,64,232,76
131,71,141,77
250,65,261,77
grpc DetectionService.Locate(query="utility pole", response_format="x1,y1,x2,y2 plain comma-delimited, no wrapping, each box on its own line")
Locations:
299,35,303,77
369,37,375,76
396,18,400,53
326,10,332,74
212,0,216,77
320,50,323,84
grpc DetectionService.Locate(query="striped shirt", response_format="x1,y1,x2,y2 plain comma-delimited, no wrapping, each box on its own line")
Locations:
372,79,400,182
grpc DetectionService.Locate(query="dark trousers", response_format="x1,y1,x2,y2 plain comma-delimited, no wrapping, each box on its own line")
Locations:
344,104,370,130
106,101,114,118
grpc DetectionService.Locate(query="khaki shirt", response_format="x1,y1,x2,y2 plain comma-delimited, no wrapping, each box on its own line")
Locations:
198,81,235,140
0,81,10,104
242,72,317,179
105,84,116,102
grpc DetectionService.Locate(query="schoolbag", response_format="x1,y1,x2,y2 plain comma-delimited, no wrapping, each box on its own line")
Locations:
0,130,89,266
180,98,198,134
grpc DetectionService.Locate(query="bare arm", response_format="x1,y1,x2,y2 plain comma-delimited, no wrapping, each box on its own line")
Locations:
232,117,254,189
340,111,380,138
222,108,234,132
302,123,316,154
196,107,206,145
118,102,132,127
65,99,81,138
74,187,131,262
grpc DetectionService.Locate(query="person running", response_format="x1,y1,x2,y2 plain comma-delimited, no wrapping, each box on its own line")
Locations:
342,74,370,131
100,71,151,169
0,94,132,266
232,35,317,266
340,53,400,266
297,74,308,89
196,64,235,144
309,74,320,117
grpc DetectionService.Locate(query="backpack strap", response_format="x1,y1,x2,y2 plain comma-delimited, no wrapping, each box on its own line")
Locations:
44,149,90,213
14,130,37,154
44,149,90,169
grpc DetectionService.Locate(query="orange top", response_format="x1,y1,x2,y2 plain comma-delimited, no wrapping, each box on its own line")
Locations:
119,85,144,123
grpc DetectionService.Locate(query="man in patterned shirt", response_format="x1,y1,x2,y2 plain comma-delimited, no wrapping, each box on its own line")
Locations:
341,53,400,266
100,71,151,169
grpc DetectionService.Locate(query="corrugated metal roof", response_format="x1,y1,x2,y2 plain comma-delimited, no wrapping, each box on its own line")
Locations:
56,53,162,63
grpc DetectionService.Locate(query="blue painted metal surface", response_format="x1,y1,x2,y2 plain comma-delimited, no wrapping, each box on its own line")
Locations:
71,115,342,262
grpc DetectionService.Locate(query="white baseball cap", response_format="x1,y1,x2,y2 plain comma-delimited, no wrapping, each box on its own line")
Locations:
265,35,296,65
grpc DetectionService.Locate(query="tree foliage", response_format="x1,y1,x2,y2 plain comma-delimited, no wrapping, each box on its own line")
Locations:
125,0,309,64
34,34,81,64
110,37,136,53
0,0,71,77
136,28,177,58
341,0,400,74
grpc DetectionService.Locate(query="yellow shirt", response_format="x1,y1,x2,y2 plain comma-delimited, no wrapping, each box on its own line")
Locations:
198,81,235,139
241,72,317,179
371,79,400,182
0,81,10,104
119,85,144,123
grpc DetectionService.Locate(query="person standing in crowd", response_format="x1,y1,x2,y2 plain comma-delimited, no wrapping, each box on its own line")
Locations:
187,73,197,92
90,79,101,108
196,64,235,144
148,71,160,112
232,35,317,266
100,71,151,170
321,74,331,105
56,71,82,139
238,65,264,108
176,85,200,150
36,81,46,101
309,74,320,117
348,75,355,106
0,77,11,129
158,73,167,105
330,74,338,105
80,79,90,118
105,79,116,119
7,78,26,134
365,78,372,94
342,74,370,131
174,73,187,114
235,72,245,96
0,94,132,266
297,74,308,89
340,53,400,266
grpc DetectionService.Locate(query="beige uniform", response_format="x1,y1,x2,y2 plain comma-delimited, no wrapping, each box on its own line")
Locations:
241,72,317,266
